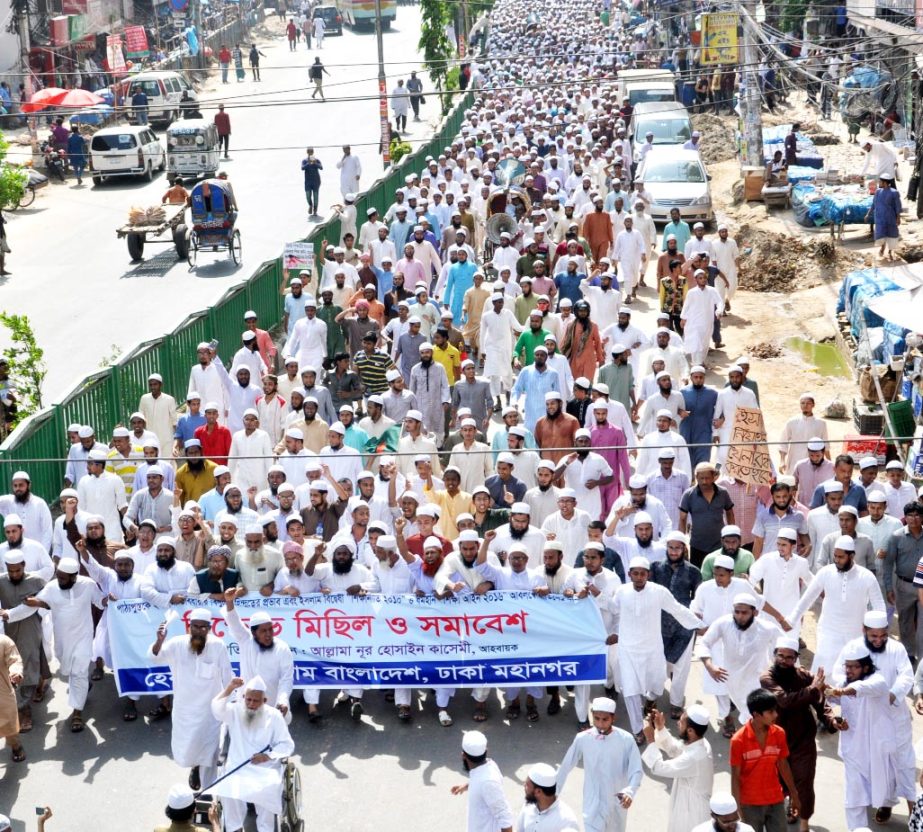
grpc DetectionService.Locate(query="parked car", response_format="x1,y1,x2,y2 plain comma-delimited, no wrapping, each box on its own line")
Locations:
636,148,713,224
123,71,198,126
629,102,692,161
89,125,166,185
313,5,344,35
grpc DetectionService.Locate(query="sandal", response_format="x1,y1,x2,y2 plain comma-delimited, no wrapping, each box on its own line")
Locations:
91,664,104,682
385,690,395,703
308,709,321,724
148,702,172,721
526,704,539,722
722,717,736,738
123,701,138,722
473,703,488,722
10,745,25,763
70,714,84,733
669,706,684,720
18,709,32,733
874,807,892,824
438,709,453,727
32,683,46,703
506,701,521,720
397,705,411,721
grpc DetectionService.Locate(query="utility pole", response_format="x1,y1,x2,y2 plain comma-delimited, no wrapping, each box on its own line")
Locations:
194,0,204,70
740,4,763,167
15,0,38,153
458,0,468,59
374,0,390,167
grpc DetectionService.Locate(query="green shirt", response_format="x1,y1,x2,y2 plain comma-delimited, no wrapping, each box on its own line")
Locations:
596,362,634,411
317,304,346,357
700,547,755,580
514,327,551,366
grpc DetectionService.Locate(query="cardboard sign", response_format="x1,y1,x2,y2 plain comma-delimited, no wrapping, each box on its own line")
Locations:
724,406,772,485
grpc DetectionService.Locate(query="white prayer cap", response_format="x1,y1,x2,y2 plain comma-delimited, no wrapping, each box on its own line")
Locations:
655,407,673,419
628,474,647,489
775,635,800,653
864,610,889,629
689,365,706,375
246,675,268,693
146,465,165,478
2,513,22,527
717,223,728,232
385,368,402,383
423,535,444,551
657,448,676,460
490,292,504,302
686,703,711,726
528,763,558,788
710,793,738,815
309,480,329,493
462,730,488,756
497,452,517,466
867,489,887,504
838,505,858,518
823,480,844,494
630,511,652,528
460,417,478,429
727,365,743,376
799,391,815,402
114,552,135,563
806,437,826,451
416,503,439,519
591,400,609,411
859,456,879,470
166,784,196,811
665,530,688,546
405,409,423,422
544,391,563,402
78,425,94,438
242,330,256,342
628,556,651,571
776,527,798,542
112,426,131,439
3,552,25,566
842,642,870,661
328,422,346,436
204,401,220,412
67,423,82,433
544,539,564,552
777,475,797,488
11,470,30,482
610,342,627,354
591,696,617,714
834,535,856,553
733,593,758,608
713,554,735,571
721,525,741,538
56,558,79,575
557,488,577,500
249,612,272,628
87,449,108,462
458,529,481,545
189,608,212,623
574,428,591,440
532,343,548,354
510,502,531,515
158,534,177,548
886,459,904,471
213,465,230,477
584,541,604,553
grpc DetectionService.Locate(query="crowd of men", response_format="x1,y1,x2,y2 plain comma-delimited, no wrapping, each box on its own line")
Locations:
3,0,923,829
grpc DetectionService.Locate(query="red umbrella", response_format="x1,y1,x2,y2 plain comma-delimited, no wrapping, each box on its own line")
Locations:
20,87,67,113
46,88,105,108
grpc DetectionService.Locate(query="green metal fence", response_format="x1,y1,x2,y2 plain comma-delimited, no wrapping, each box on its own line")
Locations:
0,92,474,504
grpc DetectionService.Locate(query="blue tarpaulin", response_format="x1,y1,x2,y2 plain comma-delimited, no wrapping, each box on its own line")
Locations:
763,125,824,168
793,182,872,227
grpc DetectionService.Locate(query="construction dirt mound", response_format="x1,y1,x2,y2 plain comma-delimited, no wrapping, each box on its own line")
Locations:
735,223,865,291
690,113,737,165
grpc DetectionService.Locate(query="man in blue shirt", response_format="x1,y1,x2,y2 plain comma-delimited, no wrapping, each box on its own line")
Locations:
662,207,691,253
444,249,477,323
554,258,586,308
282,274,307,336
809,453,868,514
301,148,323,217
510,346,562,431
389,207,412,249
66,125,88,185
173,392,207,456
679,367,718,469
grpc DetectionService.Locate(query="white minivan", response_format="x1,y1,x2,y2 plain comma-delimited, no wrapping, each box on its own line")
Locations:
125,71,197,126
89,124,166,185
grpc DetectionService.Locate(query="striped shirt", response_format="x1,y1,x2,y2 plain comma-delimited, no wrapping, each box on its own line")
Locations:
353,349,394,394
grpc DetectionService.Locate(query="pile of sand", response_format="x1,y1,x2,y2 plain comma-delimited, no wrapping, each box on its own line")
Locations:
691,113,737,165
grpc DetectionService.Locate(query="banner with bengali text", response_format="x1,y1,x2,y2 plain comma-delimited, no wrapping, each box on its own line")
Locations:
108,591,608,696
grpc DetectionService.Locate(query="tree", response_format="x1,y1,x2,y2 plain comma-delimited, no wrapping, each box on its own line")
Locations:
418,0,454,110
0,131,27,210
0,313,46,431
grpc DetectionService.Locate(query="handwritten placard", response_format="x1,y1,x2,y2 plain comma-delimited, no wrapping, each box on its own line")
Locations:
724,406,772,485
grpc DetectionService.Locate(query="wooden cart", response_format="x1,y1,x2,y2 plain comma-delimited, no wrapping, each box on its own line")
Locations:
116,204,189,262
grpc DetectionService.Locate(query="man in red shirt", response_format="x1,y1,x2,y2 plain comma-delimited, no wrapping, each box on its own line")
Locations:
243,309,276,371
214,104,231,160
218,44,231,83
194,402,232,465
730,688,801,831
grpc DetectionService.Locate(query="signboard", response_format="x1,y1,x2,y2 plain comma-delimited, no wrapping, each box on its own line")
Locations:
724,406,772,485
379,77,391,166
283,242,315,273
50,16,70,46
69,15,87,43
108,591,608,695
62,0,89,14
106,34,127,75
124,25,150,59
700,12,739,65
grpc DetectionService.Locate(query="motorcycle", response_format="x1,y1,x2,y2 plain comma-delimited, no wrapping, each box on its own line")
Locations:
40,141,68,182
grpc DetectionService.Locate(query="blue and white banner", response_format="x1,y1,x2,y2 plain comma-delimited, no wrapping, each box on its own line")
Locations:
108,592,608,696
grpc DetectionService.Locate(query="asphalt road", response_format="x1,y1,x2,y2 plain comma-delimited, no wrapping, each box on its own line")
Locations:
1,11,434,403
2,610,917,831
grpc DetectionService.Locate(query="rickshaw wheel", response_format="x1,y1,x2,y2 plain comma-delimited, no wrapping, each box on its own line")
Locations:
127,233,145,261
189,233,199,267
174,224,189,261
230,229,242,265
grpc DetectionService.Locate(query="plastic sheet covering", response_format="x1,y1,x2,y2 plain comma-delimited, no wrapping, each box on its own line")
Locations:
792,182,872,226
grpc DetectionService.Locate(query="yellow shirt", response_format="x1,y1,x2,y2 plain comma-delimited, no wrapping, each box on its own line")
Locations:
423,486,474,539
175,459,218,504
106,449,139,497
433,343,461,387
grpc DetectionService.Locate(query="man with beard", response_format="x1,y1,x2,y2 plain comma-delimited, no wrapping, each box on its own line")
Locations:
175,440,217,504
778,393,828,474
750,481,809,558
541,489,593,567
759,637,838,832
409,342,451,444
215,483,259,538
228,410,273,497
561,300,603,384
224,590,293,725
785,535,885,673
0,552,48,735
451,730,514,832
480,294,524,412
613,556,704,746
748,529,813,641
815,505,876,572
556,430,614,524
77,450,127,544
713,367,759,469
188,345,228,421
0,514,53,577
678,367,718,469
702,595,784,726
283,296,328,374
514,353,564,436
641,331,689,396
557,697,643,832
216,364,263,436
151,607,231,791
637,411,692,481
700,526,753,580
299,479,347,542
236,525,283,593
514,310,551,369
487,502,546,566
0,471,52,549
791,438,834,503
78,543,150,720
515,762,580,832
210,675,294,832
651,532,703,719
188,545,241,600
641,703,714,832
306,539,372,719
523,461,562,528
609,512,666,577
24,558,102,733
831,610,916,823
826,643,902,830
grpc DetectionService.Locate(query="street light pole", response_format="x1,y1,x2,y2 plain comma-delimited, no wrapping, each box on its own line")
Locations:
375,0,390,167
15,0,38,153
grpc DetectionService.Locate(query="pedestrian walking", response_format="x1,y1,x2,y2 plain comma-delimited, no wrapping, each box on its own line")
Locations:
131,87,149,125
336,144,361,199
313,13,326,47
286,19,298,50
232,43,245,82
301,147,323,217
407,70,424,121
302,15,313,48
867,174,902,261
248,43,266,81
391,78,410,132
310,57,330,101
218,43,232,82
450,731,514,832
0,210,8,276
214,104,231,159
66,125,87,186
